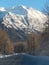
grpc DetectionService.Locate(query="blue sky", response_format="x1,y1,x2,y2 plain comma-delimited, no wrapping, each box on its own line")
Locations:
0,0,47,11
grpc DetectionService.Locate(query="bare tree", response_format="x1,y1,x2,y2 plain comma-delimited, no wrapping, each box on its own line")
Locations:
0,29,14,54
39,1,49,56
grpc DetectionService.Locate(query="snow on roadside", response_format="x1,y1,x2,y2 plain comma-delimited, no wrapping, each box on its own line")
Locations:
0,53,26,58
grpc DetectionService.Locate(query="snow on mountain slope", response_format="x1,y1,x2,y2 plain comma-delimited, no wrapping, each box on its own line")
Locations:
2,12,27,29
0,5,48,41
1,5,48,33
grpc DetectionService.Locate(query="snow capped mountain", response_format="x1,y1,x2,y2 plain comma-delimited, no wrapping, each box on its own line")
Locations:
2,5,47,32
0,5,48,41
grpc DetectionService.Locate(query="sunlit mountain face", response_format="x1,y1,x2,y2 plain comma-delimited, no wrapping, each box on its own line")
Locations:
0,5,48,42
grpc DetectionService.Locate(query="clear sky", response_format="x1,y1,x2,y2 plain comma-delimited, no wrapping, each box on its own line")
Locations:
0,0,47,11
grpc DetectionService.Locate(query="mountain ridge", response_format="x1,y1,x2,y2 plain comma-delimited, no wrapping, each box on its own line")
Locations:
0,5,48,41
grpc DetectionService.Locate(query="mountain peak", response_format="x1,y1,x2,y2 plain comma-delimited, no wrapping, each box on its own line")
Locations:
0,5,48,41
0,5,48,33
9,5,28,15
12,5,27,9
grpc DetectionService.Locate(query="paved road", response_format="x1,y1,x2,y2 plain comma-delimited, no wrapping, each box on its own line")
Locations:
0,54,49,65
